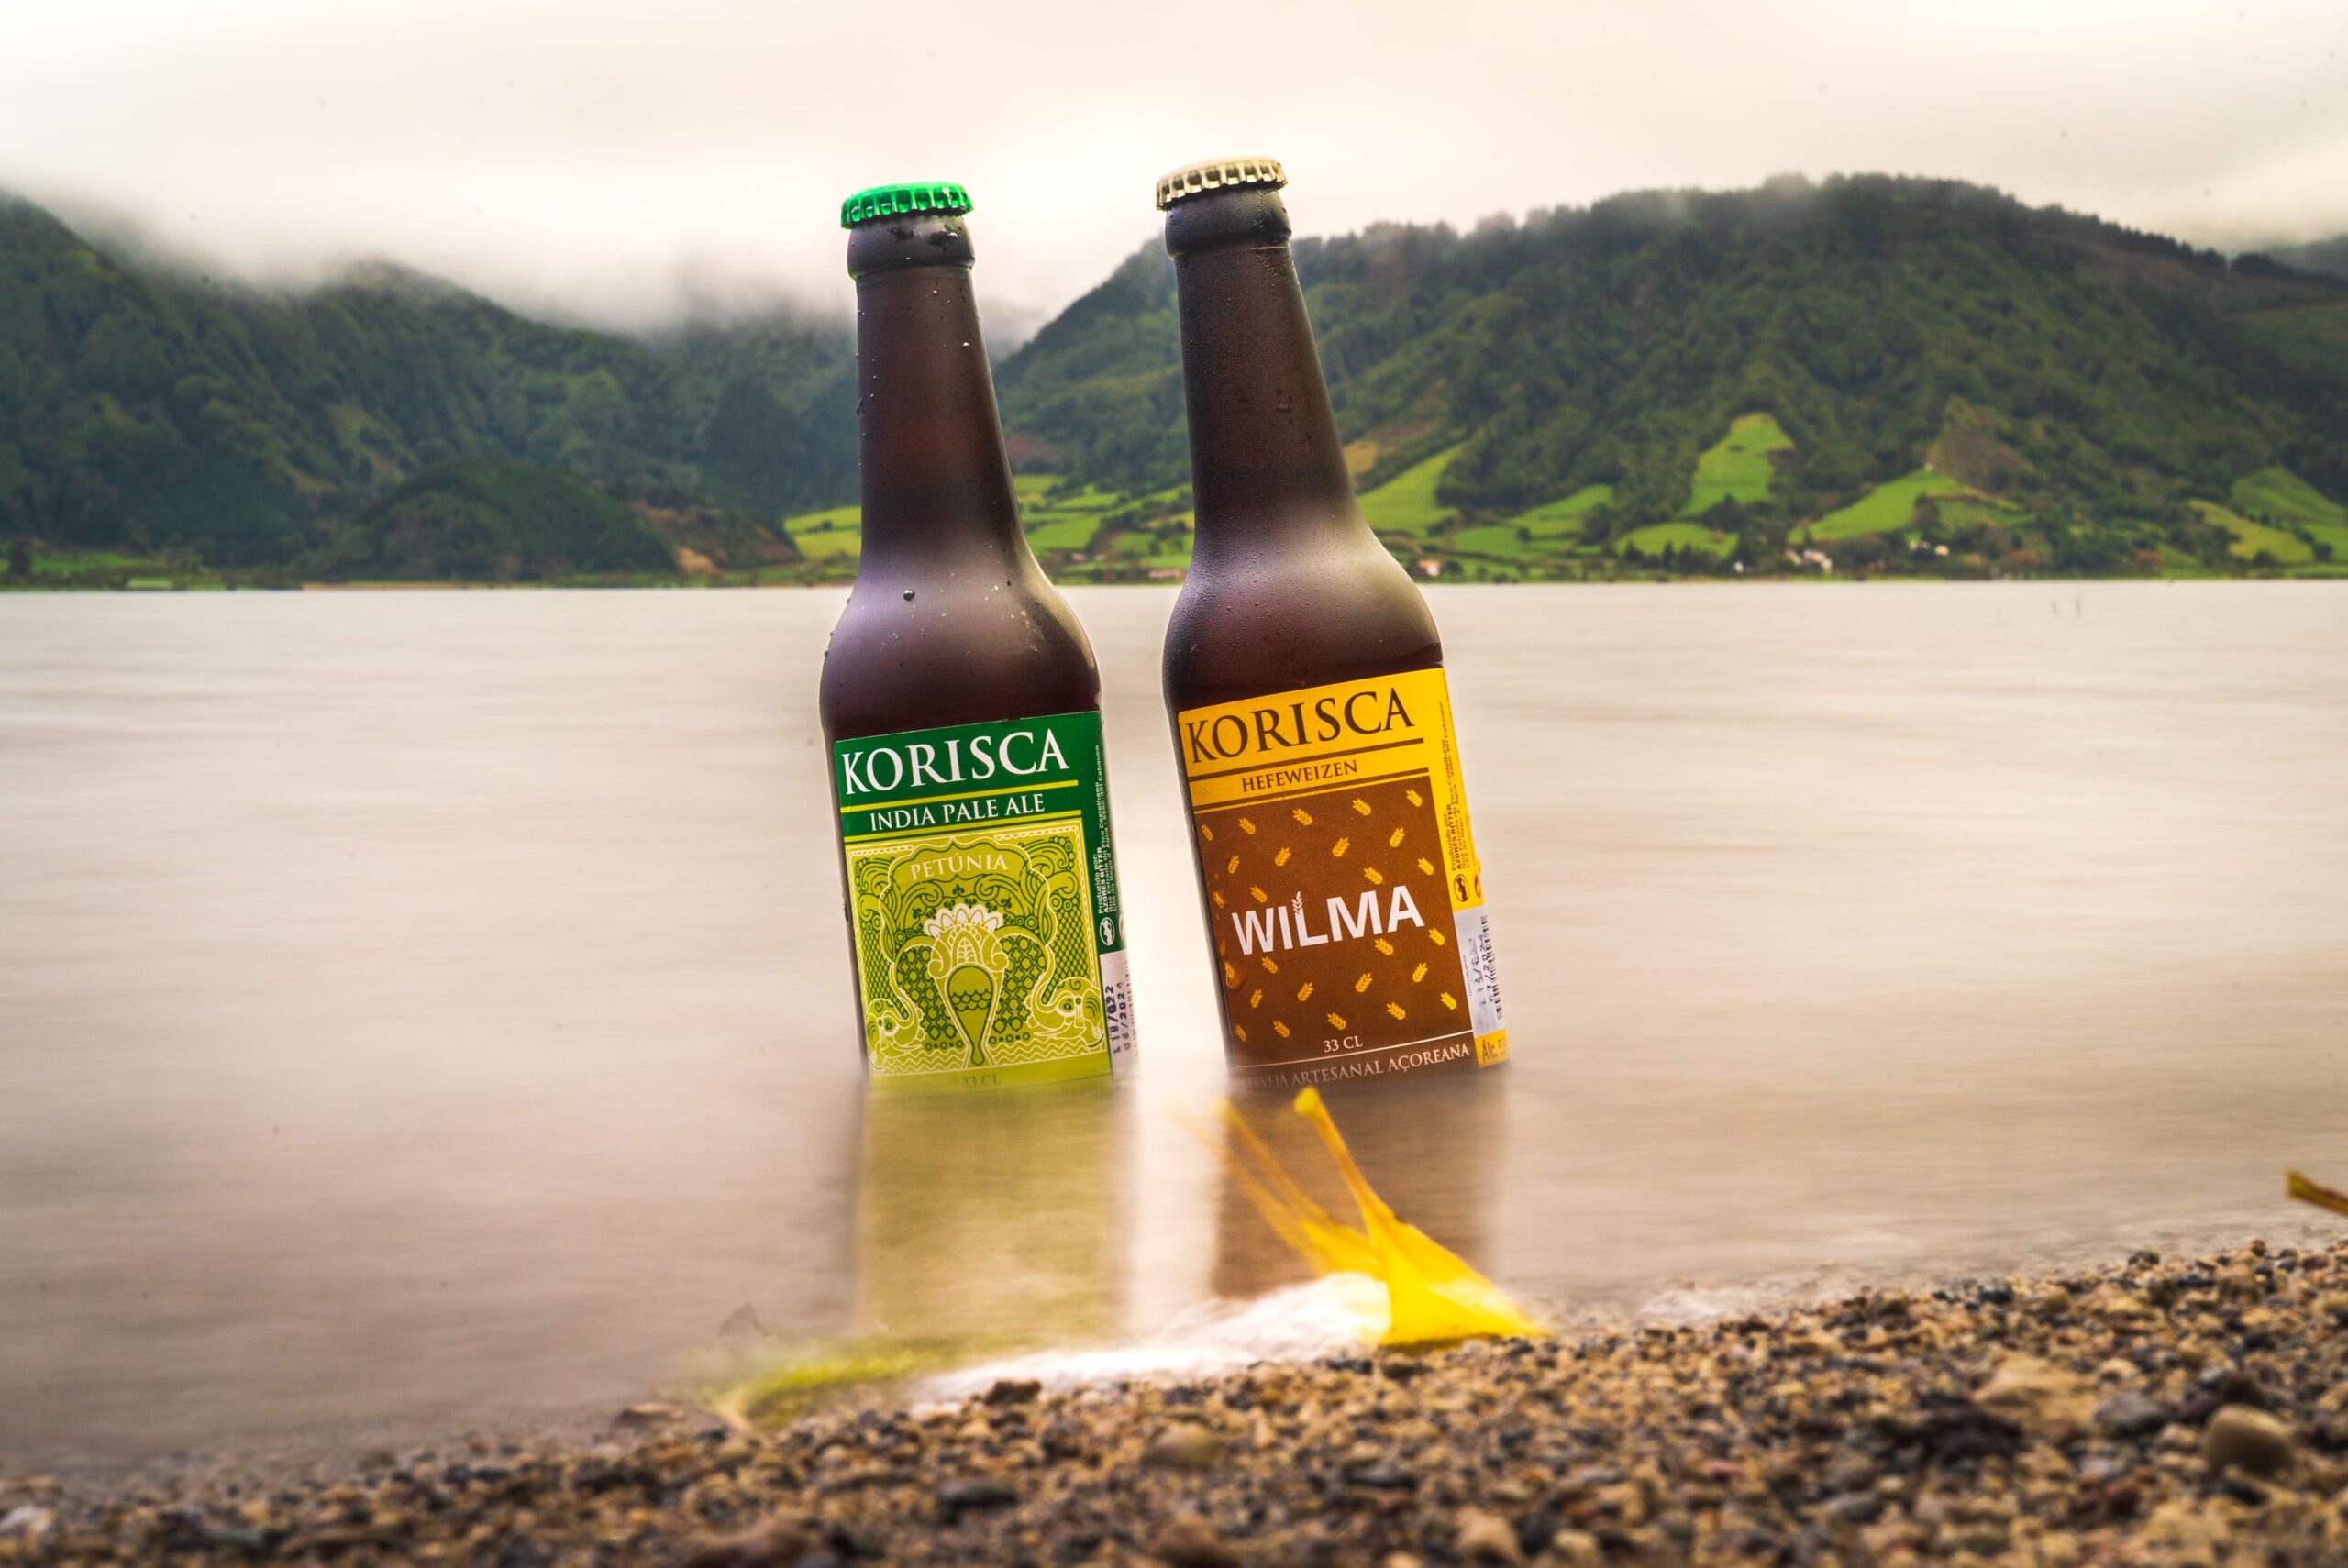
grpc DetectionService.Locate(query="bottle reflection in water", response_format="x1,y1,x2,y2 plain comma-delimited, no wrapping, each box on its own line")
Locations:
854,1083,1128,1344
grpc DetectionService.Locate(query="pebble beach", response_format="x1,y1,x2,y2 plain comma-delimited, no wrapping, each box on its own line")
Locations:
8,1239,2348,1566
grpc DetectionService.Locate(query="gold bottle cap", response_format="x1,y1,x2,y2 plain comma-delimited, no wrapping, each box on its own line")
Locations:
1155,155,1287,211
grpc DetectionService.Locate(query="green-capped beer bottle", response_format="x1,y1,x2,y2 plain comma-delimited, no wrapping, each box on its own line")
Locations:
1157,158,1507,1090
821,182,1135,1091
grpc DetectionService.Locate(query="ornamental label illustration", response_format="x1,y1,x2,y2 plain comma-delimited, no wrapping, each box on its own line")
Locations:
1176,668,1506,1088
833,710,1135,1091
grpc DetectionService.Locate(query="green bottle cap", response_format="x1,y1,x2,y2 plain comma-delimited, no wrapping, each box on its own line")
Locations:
840,182,973,229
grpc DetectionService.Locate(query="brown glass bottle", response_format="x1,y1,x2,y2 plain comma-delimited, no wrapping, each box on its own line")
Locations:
1158,158,1507,1090
822,183,1135,1092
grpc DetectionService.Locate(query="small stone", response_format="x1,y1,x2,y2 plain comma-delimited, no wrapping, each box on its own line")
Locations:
1453,1507,1523,1563
2203,1405,2295,1478
936,1477,1018,1516
676,1513,814,1568
1822,1452,1877,1492
1345,1461,1417,1490
1145,1421,1226,1471
614,1401,694,1428
1547,1529,1602,1568
1829,1492,1886,1524
1153,1512,1243,1568
1977,1354,2097,1438
2095,1390,2172,1439
0,1506,54,1543
982,1377,1042,1408
2077,1454,2131,1484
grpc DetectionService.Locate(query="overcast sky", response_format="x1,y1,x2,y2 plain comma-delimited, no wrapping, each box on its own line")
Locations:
2,0,2343,336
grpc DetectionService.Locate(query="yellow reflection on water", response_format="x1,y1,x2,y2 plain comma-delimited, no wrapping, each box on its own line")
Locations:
1212,1078,1542,1345
854,1081,1128,1343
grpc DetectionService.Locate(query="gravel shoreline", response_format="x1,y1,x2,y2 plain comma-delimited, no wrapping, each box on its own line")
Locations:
8,1239,2348,1565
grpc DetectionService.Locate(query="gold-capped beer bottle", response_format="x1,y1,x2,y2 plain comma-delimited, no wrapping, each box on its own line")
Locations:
821,182,1135,1091
1157,158,1506,1090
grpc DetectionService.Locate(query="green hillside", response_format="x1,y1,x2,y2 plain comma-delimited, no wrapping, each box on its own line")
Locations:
316,458,678,580
997,175,2348,580
0,194,852,579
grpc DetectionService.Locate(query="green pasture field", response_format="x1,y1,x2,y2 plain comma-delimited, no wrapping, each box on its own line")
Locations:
1504,484,1613,539
1449,525,1540,558
1357,445,1463,536
1679,414,1790,516
2191,500,2313,565
784,503,860,536
2230,467,2344,529
1616,521,1735,558
1810,469,1972,540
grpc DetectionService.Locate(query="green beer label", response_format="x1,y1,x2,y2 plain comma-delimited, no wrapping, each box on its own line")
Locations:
832,710,1135,1090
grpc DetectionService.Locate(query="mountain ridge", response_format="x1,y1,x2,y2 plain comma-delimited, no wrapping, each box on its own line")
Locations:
5,177,2347,584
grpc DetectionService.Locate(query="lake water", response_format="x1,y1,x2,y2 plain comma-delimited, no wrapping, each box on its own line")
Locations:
4,583,2345,1468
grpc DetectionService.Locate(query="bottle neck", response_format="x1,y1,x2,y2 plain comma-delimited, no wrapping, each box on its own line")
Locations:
850,238,1027,573
1167,191,1360,553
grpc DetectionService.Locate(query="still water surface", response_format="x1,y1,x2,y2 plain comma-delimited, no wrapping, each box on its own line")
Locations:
3,584,2345,1466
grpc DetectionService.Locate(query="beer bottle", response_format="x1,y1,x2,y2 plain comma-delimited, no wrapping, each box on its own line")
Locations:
1157,158,1506,1089
822,182,1136,1091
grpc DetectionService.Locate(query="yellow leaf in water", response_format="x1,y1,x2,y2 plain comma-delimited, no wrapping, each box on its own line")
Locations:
2289,1170,2348,1219
1200,1092,1545,1349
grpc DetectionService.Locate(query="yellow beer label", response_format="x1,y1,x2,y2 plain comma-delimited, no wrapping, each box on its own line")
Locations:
1177,668,1506,1087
